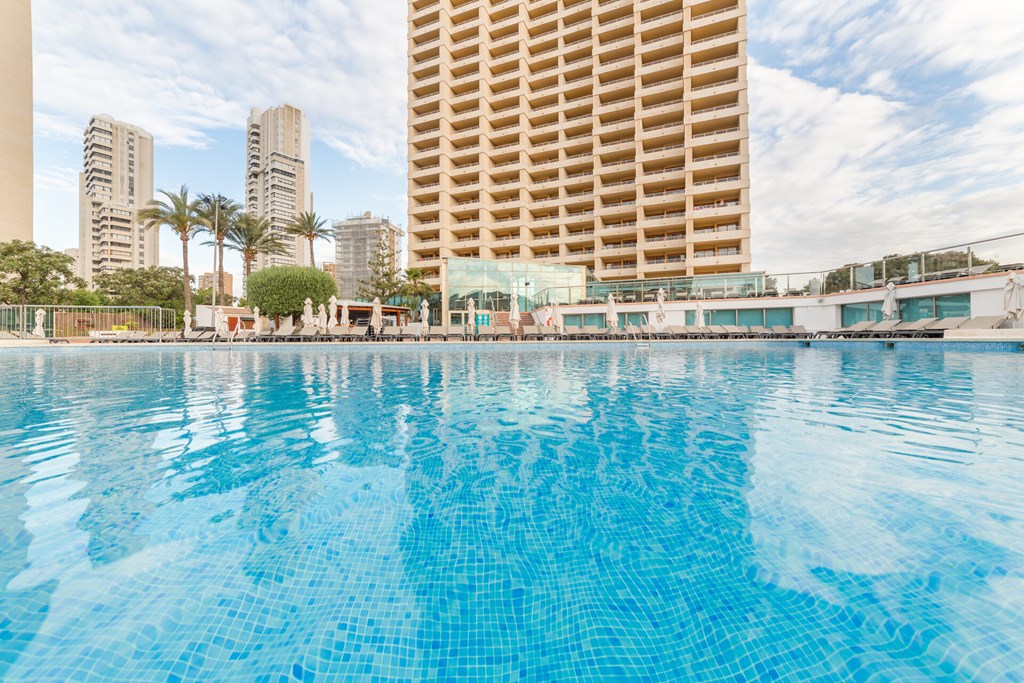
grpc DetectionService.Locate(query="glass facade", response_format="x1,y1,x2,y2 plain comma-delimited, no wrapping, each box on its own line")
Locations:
443,258,587,314
844,294,971,326
901,294,971,321
841,303,884,327
692,308,794,326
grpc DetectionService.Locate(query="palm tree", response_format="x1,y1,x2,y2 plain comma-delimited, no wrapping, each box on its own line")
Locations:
284,211,332,268
403,267,434,314
225,214,289,288
138,185,207,314
196,194,241,307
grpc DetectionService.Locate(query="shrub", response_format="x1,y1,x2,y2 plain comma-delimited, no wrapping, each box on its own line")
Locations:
246,266,336,319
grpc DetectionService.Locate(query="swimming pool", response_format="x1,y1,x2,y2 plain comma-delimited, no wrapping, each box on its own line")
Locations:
1,345,1022,681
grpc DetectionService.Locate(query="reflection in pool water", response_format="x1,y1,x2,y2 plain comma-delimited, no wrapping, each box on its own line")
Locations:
0,346,1022,681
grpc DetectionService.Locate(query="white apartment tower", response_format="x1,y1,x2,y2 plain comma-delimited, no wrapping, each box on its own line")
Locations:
246,104,313,270
407,0,751,289
78,115,156,285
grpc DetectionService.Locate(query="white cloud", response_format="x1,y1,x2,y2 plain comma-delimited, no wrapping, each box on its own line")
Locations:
34,166,79,194
747,0,1024,272
32,0,407,167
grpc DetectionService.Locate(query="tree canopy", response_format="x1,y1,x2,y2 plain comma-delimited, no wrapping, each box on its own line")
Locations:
356,236,402,301
94,266,197,320
246,266,337,318
0,240,82,305
823,250,999,293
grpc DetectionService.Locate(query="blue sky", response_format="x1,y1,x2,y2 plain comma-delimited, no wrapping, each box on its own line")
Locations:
30,0,1024,289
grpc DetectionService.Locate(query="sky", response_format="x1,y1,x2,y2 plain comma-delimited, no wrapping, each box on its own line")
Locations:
30,0,1024,291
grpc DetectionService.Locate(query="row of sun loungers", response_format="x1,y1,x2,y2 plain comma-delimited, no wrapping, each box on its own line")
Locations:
816,316,1007,339
18,316,1010,344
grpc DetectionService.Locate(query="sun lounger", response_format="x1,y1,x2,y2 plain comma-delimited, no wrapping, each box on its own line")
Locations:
378,326,402,341
788,325,812,339
918,317,968,338
957,315,1008,331
562,325,584,340
582,325,606,339
326,325,349,341
819,320,874,339
477,325,497,340
398,325,421,341
494,325,514,340
233,329,255,342
860,320,902,338
447,325,467,341
521,325,542,340
889,319,935,338
426,325,449,341
267,324,296,341
349,325,369,340
535,325,557,340
747,325,770,339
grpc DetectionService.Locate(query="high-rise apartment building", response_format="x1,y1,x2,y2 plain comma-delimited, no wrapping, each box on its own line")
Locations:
333,212,404,299
0,0,34,243
78,115,156,285
246,105,313,270
199,272,234,296
407,0,750,289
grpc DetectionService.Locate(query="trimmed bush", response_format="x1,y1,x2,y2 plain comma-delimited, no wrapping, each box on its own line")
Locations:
246,266,337,319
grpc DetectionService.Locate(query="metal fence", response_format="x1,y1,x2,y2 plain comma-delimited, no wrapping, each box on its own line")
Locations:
0,305,178,339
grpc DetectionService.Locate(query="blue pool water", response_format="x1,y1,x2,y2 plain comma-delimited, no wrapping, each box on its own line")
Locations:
1,345,1023,682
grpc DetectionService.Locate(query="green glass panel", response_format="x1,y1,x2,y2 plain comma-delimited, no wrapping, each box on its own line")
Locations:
899,297,933,322
842,305,868,327
935,294,970,319
737,309,764,326
709,310,736,325
764,308,794,327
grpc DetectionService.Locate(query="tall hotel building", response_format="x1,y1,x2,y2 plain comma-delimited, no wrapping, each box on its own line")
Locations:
245,105,313,270
407,0,750,289
0,0,34,243
78,115,156,285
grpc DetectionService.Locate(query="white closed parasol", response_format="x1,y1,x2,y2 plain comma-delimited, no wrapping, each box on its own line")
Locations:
606,294,618,330
328,295,339,328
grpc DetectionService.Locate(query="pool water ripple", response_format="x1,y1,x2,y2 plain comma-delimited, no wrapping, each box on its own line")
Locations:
0,346,1022,681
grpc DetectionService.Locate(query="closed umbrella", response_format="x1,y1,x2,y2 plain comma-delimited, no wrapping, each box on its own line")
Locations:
33,309,46,338
420,299,430,337
252,306,263,336
466,297,476,334
328,295,339,328
303,298,314,327
606,294,618,331
340,301,350,326
508,296,521,336
655,288,667,328
215,307,228,337
317,304,328,333
694,301,705,327
183,310,192,335
371,297,383,335
1004,273,1024,326
882,281,898,321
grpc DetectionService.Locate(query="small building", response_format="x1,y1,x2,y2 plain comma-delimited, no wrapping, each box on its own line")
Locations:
199,272,234,297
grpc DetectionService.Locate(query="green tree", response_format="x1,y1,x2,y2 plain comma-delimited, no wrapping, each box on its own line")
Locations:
137,185,207,314
402,267,434,315
356,236,401,302
226,214,290,285
285,211,332,268
196,194,241,308
0,240,82,305
823,250,1000,294
71,289,105,306
246,266,336,323
95,266,198,321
